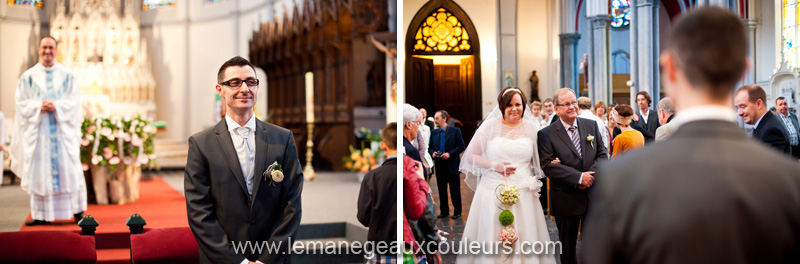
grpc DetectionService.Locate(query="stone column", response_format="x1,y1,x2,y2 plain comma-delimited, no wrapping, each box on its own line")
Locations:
587,14,612,105
560,33,580,91
743,0,757,85
744,19,758,85
632,0,660,110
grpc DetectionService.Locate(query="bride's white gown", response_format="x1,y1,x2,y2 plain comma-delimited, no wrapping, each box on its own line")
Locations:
457,136,557,264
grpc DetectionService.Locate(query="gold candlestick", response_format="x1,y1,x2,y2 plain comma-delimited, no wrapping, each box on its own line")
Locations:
303,122,316,181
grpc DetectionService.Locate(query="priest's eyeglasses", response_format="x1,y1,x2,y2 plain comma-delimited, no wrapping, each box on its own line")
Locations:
220,78,259,88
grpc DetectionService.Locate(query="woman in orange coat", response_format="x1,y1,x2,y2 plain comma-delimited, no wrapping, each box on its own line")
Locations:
611,104,645,157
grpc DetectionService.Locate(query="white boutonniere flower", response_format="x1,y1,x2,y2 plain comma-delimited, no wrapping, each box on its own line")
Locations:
264,161,284,186
587,134,595,148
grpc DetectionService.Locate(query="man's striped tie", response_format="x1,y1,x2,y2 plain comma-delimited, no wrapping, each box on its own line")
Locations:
568,126,582,159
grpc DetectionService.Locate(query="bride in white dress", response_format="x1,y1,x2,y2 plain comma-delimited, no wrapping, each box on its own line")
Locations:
457,87,556,264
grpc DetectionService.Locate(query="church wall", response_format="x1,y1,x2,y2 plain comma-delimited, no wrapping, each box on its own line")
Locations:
0,4,46,132
517,0,558,105
757,0,778,84
0,21,41,123
139,0,274,142
404,0,499,117
188,19,237,136
140,24,189,142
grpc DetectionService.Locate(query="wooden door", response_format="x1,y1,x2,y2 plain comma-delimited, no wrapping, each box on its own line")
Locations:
459,56,478,144
406,57,435,111
433,65,462,117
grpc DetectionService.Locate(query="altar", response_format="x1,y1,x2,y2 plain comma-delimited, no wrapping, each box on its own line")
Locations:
51,0,157,118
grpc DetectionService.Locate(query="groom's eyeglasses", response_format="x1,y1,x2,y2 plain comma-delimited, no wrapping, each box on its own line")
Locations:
220,78,259,88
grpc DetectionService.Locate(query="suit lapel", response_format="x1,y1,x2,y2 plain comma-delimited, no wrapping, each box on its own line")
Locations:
753,111,771,136
578,119,593,168
214,121,249,196
553,120,581,158
251,120,270,200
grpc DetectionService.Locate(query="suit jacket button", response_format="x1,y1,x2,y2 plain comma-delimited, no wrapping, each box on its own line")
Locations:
251,219,256,224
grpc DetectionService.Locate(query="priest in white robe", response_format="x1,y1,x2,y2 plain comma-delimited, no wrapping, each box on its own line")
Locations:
11,36,86,226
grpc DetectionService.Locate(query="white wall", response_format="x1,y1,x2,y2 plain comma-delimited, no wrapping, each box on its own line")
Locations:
138,0,274,142
757,0,778,84
0,4,44,129
518,0,558,107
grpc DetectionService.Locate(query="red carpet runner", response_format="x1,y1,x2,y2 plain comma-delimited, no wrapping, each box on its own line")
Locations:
19,177,189,263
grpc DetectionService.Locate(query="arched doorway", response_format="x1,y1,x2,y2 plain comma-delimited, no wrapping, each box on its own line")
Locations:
405,0,482,143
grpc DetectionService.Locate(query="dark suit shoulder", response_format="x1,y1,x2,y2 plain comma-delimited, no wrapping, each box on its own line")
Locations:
188,121,223,143
258,120,293,136
577,117,598,129
366,159,398,180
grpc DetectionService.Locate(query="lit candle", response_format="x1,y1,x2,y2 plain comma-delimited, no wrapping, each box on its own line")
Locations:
305,72,314,123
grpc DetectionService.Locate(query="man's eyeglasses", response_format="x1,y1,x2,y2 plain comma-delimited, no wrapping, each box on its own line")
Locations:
219,78,259,88
556,101,578,107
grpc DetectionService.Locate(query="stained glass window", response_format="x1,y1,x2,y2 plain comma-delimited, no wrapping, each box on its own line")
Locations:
7,0,42,8
611,0,630,28
784,0,798,68
413,8,471,52
142,0,175,10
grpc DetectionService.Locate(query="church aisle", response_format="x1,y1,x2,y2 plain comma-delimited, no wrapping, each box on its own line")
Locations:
429,172,566,264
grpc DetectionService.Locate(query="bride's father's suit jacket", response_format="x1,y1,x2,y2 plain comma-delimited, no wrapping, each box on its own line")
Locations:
537,117,608,216
185,119,303,263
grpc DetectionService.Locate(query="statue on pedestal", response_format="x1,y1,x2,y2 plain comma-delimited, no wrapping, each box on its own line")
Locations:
530,70,540,102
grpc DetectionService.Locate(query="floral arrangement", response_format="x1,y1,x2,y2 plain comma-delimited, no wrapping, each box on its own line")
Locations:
343,144,379,173
80,115,158,173
499,226,518,245
494,170,521,247
499,209,514,226
499,184,520,206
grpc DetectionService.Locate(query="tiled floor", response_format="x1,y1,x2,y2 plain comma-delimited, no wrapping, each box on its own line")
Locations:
428,172,569,264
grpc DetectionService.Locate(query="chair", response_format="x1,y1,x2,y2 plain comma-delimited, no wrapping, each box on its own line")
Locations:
130,227,199,264
0,230,96,263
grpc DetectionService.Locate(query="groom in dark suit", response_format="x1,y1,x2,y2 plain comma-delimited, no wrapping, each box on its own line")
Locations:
537,88,608,264
185,56,303,264
582,8,800,264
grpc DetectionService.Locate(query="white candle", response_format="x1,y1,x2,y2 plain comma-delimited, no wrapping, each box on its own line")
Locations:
305,72,314,123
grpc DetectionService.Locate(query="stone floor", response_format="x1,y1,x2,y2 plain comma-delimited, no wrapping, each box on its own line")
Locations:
0,169,364,231
428,172,575,264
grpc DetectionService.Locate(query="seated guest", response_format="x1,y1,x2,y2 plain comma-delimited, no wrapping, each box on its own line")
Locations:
734,84,791,155
611,105,645,157
357,123,398,262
